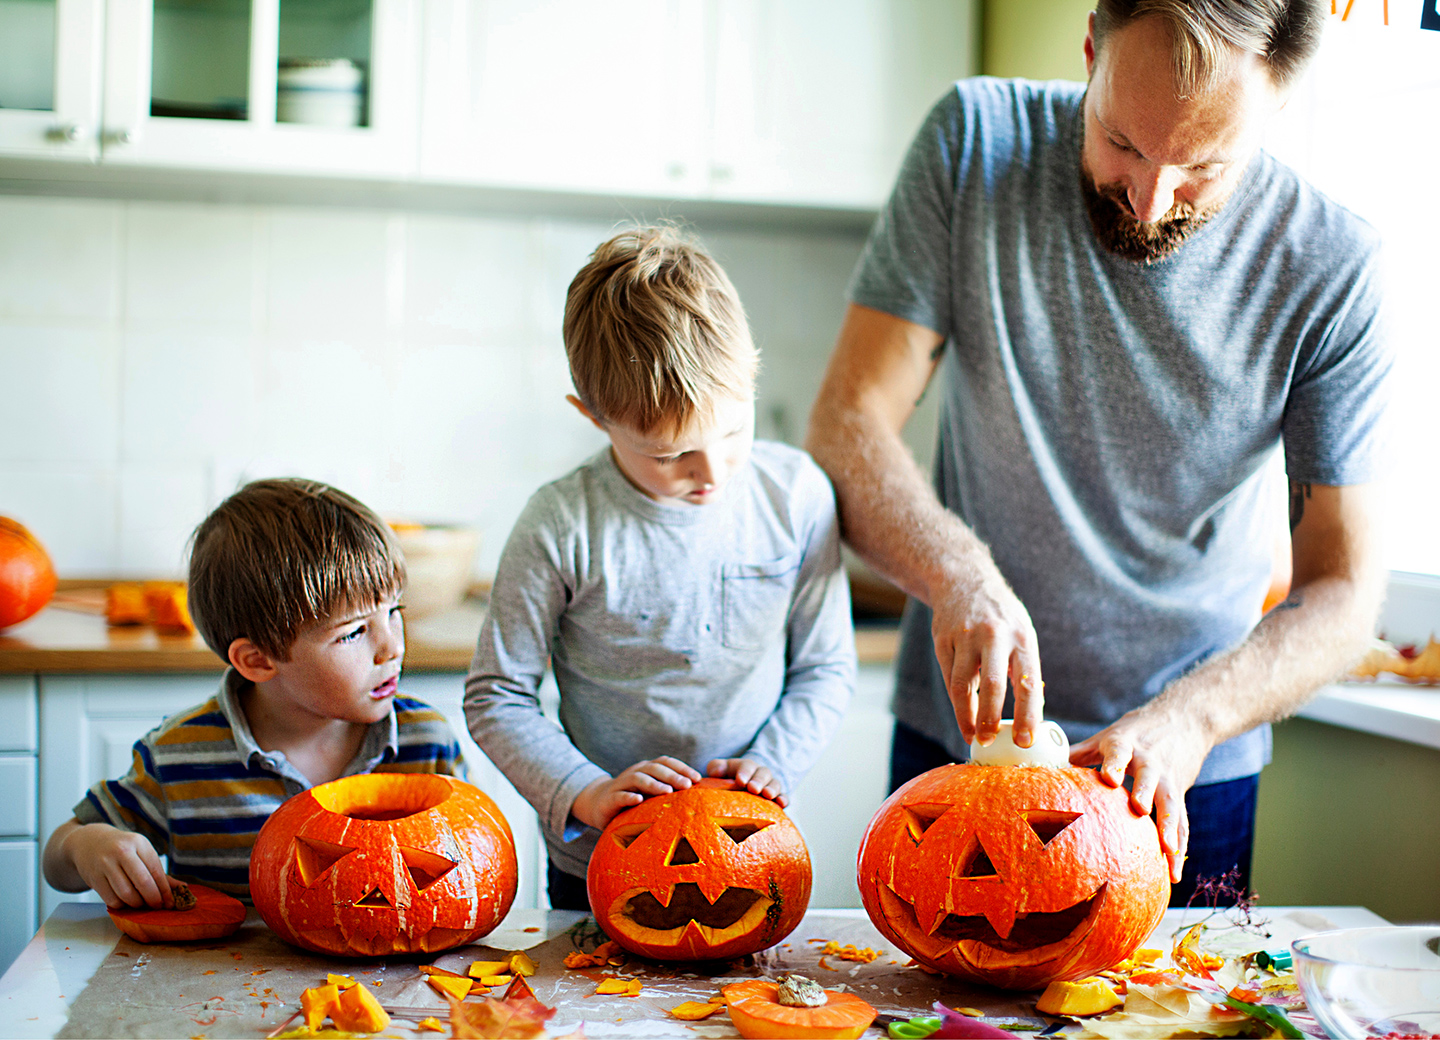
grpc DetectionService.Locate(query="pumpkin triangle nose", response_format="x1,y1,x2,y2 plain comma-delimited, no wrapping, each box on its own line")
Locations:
355,887,394,909
668,838,701,865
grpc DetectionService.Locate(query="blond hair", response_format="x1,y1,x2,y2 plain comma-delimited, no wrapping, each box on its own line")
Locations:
187,478,405,661
1093,0,1324,98
563,226,758,436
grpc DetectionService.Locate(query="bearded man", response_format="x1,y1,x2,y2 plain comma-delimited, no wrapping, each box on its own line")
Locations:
806,0,1392,905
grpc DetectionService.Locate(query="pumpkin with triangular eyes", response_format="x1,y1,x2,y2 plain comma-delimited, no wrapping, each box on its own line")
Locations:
249,773,517,956
587,778,811,961
857,763,1168,990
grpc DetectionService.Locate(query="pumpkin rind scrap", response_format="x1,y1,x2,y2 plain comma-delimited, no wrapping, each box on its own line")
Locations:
722,979,877,1039
0,517,57,630
107,883,246,943
587,778,811,961
857,763,1168,991
249,773,517,956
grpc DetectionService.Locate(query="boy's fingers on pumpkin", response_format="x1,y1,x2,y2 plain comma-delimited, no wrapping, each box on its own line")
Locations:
654,756,701,780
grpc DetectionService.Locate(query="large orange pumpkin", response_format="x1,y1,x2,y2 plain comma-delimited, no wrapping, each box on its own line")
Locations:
857,763,1168,991
0,517,57,629
249,773,517,956
587,778,811,961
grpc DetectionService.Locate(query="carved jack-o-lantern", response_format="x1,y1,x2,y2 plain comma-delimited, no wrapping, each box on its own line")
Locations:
857,764,1168,990
249,773,517,957
587,778,811,961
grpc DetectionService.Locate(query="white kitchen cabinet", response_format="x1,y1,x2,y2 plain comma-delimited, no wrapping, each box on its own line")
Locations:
0,0,105,160
709,0,976,208
422,0,977,208
99,0,421,175
420,0,709,197
0,676,39,976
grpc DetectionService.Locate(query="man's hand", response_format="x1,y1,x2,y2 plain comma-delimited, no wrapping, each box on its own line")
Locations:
706,758,787,807
59,822,174,909
571,757,702,831
931,573,1044,749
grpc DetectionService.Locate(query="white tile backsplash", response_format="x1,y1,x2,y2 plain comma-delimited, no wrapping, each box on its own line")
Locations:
117,465,210,576
122,203,258,329
0,325,121,465
264,209,394,338
0,468,119,573
0,196,120,323
2,194,871,578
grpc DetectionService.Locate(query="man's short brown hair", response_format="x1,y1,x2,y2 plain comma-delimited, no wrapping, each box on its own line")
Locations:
187,478,405,661
1093,0,1325,97
563,226,758,436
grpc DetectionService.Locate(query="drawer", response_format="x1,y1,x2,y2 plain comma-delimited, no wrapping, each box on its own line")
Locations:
0,757,37,837
0,839,38,977
0,677,38,752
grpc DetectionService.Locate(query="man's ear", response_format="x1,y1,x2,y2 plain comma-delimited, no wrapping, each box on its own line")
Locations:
228,638,279,683
566,394,607,432
1084,11,1097,79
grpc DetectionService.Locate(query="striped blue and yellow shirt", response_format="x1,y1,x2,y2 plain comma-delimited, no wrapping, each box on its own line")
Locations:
74,668,465,902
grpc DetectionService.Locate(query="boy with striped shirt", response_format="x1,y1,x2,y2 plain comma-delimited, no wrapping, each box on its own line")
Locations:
42,479,465,908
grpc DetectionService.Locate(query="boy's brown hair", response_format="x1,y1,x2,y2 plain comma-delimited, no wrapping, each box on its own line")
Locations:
187,478,405,661
563,226,758,436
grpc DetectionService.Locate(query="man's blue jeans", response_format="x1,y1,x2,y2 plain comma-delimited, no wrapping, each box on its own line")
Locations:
889,720,1258,908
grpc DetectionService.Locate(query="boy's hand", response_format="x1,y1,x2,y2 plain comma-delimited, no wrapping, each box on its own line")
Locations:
572,756,702,831
707,758,788,808
64,823,174,910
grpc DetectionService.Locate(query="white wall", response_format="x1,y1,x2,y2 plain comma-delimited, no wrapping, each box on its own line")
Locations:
0,195,908,580
1261,2,1440,576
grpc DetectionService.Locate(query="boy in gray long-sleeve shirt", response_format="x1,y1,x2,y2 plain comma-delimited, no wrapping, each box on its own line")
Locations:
465,227,856,910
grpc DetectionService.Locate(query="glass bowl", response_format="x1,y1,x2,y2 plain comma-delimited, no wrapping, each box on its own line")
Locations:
1293,926,1440,1038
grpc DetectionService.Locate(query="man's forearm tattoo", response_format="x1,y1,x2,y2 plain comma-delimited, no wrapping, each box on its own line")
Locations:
1289,481,1312,533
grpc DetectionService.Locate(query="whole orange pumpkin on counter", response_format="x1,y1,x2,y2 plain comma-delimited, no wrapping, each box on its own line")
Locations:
249,772,517,957
0,517,57,629
587,778,811,961
857,762,1168,990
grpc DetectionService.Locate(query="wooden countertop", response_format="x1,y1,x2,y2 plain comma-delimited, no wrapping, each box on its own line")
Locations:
0,596,900,674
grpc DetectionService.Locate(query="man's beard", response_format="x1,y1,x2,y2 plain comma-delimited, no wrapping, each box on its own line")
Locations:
1078,159,1215,264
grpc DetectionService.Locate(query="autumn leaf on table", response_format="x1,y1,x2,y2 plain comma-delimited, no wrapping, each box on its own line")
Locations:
445,989,557,1039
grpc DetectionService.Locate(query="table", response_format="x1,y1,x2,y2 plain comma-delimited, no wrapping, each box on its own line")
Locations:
0,903,1388,1038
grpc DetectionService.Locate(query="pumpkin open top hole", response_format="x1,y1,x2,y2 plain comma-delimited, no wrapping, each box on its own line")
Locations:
1024,810,1082,846
623,882,764,930
311,772,452,820
933,885,1105,952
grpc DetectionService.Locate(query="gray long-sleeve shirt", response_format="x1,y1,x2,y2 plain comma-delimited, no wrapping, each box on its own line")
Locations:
464,441,856,878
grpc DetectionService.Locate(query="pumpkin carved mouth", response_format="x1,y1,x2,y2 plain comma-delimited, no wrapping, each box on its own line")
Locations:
932,885,1105,952
623,883,766,931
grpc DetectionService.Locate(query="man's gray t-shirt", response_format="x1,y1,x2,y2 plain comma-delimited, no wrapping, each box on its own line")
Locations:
849,78,1392,783
465,441,856,877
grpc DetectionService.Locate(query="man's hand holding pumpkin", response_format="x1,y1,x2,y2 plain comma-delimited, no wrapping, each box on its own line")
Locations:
1070,703,1213,885
930,563,1045,750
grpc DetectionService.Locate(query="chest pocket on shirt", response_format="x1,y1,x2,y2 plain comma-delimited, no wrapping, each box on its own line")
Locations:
721,557,798,651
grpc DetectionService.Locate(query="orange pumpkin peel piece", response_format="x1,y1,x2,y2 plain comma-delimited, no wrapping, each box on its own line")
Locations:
669,1000,726,1020
330,981,390,1033
107,883,246,943
722,979,877,1039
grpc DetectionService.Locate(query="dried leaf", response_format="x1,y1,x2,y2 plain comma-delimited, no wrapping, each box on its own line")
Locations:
445,988,556,1040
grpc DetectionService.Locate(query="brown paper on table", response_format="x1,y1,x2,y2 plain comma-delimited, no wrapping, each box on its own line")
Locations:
59,911,1048,1039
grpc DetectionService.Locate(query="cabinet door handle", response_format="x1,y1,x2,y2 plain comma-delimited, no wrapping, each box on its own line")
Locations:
109,128,135,145
46,123,85,143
